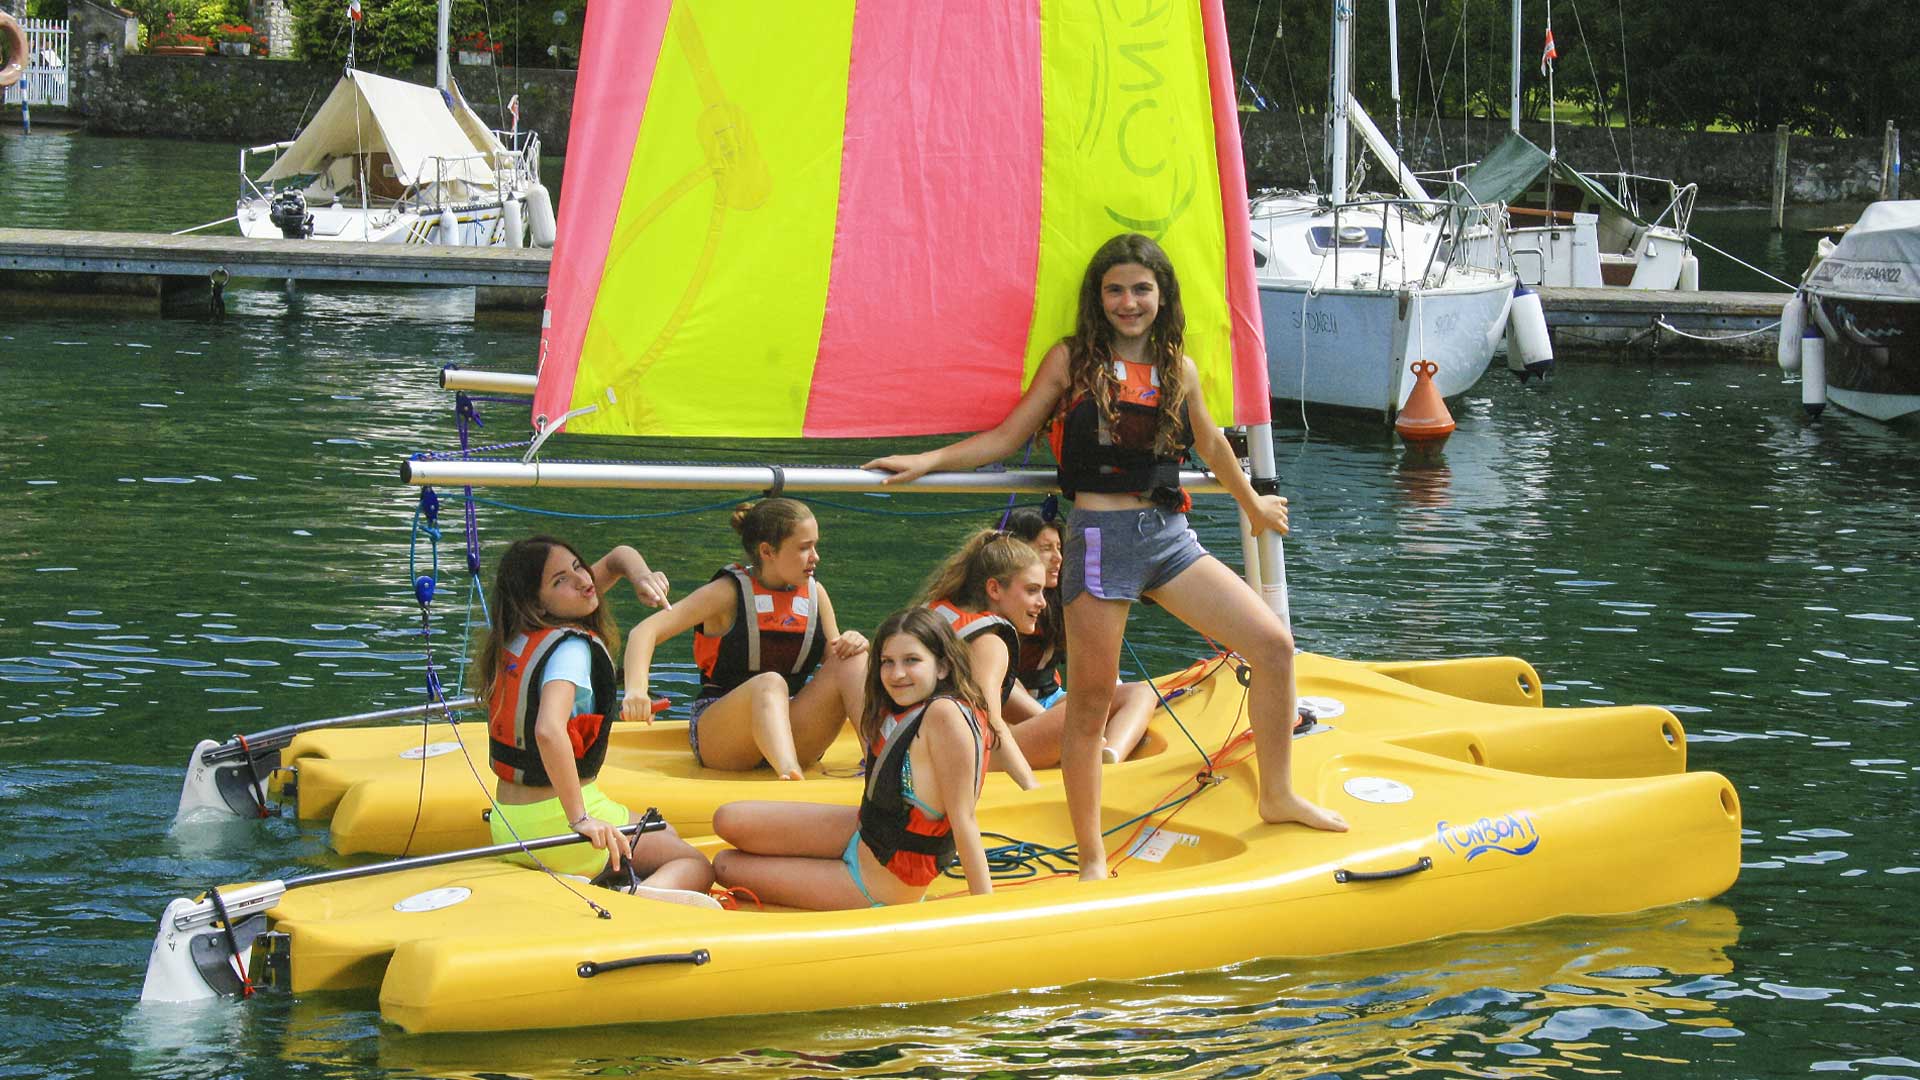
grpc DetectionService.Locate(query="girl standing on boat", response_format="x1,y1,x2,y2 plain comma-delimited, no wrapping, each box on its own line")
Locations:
480,535,715,903
866,233,1348,881
995,507,1156,770
916,529,1046,790
621,498,867,779
710,608,993,908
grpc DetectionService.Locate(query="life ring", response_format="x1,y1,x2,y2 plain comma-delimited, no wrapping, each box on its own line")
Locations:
0,12,26,89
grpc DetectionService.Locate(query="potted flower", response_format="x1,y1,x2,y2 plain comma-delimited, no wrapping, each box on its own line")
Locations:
148,14,212,56
456,30,502,66
214,23,256,57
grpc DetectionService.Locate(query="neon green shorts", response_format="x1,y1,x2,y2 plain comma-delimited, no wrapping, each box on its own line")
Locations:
488,781,633,877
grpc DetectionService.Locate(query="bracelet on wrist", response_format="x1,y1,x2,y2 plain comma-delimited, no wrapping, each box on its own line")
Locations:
570,813,592,829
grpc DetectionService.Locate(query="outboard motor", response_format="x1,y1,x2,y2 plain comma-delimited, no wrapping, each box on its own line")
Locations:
268,191,312,239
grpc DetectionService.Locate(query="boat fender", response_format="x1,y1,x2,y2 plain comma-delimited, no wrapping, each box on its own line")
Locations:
0,13,25,89
1509,285,1555,380
503,197,526,248
1776,294,1806,373
527,183,557,248
1679,251,1701,291
1800,331,1827,419
437,208,462,246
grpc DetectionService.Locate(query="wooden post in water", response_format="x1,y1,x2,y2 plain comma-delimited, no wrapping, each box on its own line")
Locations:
1771,124,1790,230
1881,121,1901,200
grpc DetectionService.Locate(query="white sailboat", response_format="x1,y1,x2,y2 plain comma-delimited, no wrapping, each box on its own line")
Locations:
1253,0,1516,417
234,0,551,248
1445,1,1698,292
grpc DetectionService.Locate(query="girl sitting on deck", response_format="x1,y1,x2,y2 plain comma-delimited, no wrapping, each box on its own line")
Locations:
865,232,1348,882
916,529,1048,790
711,608,993,908
995,507,1156,770
480,535,715,906
621,498,867,779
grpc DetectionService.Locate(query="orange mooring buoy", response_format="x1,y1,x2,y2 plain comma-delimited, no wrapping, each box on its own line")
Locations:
1394,359,1455,447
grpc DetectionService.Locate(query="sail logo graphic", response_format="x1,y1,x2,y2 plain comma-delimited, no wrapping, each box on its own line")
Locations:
1080,4,1200,236
1436,812,1540,860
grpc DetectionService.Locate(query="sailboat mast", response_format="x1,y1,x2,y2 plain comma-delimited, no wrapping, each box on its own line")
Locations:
435,0,451,92
1328,0,1353,204
1509,0,1521,133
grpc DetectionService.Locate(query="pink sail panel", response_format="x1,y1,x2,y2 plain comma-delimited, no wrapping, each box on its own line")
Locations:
801,1,1043,438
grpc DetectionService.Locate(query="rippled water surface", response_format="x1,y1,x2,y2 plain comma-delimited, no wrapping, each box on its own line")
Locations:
3,131,1917,1079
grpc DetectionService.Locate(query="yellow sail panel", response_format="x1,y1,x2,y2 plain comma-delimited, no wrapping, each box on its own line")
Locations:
564,4,855,437
1029,1,1234,419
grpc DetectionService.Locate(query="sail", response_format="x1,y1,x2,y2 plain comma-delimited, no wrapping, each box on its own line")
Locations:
532,1,1267,439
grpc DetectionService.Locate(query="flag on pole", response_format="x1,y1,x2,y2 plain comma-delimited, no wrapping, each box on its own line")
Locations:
1540,28,1557,76
348,0,362,23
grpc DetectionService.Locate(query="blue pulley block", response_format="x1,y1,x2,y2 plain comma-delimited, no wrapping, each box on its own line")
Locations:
414,575,437,605
420,487,441,522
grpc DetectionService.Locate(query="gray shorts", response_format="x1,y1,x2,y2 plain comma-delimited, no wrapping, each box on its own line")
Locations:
1061,506,1210,605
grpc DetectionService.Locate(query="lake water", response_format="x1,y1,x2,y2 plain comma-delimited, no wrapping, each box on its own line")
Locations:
2,130,1916,1079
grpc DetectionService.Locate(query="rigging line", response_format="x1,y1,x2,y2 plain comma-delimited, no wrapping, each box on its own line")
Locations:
1689,233,1798,290
1565,0,1622,173
1237,0,1265,137
1274,8,1314,190
1122,637,1217,767
457,493,744,521
1617,0,1636,175
1654,317,1782,342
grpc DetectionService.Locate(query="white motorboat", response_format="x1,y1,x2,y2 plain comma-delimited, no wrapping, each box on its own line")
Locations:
1442,2,1697,292
1789,200,1920,422
1254,0,1516,417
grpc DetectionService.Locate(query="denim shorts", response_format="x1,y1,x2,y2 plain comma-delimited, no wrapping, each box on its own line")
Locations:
686,696,721,766
1061,506,1209,605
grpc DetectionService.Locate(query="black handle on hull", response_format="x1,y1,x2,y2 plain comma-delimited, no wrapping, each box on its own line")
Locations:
1333,856,1433,883
578,949,711,978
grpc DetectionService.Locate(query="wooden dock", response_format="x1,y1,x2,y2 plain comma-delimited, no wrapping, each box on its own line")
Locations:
1538,287,1787,334
0,227,551,287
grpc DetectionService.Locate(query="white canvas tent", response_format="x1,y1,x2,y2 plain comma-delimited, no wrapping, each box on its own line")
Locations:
259,69,508,199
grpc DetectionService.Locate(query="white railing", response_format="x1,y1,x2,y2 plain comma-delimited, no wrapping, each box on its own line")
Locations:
2,18,70,108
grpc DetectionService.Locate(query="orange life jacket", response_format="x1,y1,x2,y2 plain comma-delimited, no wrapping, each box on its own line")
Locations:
487,627,617,786
856,695,985,888
1049,356,1191,499
927,598,1019,707
693,564,825,699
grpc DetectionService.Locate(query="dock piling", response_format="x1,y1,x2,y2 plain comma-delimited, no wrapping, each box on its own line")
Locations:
1772,124,1790,230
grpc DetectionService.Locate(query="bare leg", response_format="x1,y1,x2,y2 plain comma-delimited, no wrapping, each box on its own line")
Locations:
783,648,864,767
1100,681,1156,763
690,672,807,778
1147,556,1347,831
711,802,910,910
1062,593,1130,880
624,818,716,893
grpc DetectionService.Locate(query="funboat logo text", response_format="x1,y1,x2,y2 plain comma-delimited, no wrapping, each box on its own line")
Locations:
1436,812,1541,860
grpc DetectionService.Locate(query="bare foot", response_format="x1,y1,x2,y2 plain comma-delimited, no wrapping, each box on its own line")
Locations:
778,768,805,781
1077,859,1109,882
1258,793,1349,831
1100,744,1122,765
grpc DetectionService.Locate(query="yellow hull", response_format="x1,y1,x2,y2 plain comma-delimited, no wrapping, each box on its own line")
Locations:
278,652,1680,856
251,654,1740,1033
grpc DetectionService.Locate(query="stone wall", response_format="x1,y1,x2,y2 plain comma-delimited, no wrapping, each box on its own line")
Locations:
70,55,577,151
57,54,1899,203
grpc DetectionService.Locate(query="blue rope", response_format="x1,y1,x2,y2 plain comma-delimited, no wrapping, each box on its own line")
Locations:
1124,638,1224,765
964,786,1208,881
456,493,745,521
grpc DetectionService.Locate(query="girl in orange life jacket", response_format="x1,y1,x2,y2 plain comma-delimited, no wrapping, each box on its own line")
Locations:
622,498,867,780
996,507,1156,770
479,535,715,904
710,608,993,909
914,529,1044,790
865,233,1349,882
